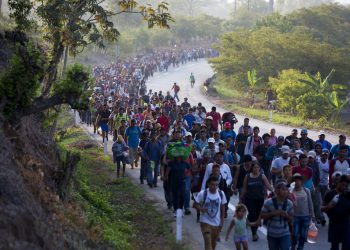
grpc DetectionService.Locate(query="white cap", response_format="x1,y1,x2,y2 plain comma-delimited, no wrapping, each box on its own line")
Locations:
318,130,325,136
185,131,192,137
308,151,316,159
332,171,343,179
295,150,304,155
208,138,215,143
281,145,290,153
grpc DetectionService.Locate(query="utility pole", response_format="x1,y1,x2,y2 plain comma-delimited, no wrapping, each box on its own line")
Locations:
268,0,274,13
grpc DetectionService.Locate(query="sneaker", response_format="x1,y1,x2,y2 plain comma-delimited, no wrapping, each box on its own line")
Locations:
252,234,259,242
148,183,153,188
185,209,191,215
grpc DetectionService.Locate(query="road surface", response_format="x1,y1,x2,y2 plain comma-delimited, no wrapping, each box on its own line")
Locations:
81,60,333,250
147,59,341,145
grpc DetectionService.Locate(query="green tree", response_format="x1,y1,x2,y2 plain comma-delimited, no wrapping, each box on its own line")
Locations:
328,91,349,126
1,0,172,122
247,69,262,107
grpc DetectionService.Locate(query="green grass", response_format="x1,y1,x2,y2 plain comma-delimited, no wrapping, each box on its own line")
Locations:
210,79,349,133
56,112,185,250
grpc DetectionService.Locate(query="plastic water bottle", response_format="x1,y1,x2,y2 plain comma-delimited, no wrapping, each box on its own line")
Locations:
307,222,318,244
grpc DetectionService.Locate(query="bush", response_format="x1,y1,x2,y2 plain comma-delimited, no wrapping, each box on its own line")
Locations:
296,92,331,119
268,69,311,113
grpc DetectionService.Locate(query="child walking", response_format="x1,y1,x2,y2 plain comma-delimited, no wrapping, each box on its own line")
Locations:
225,204,250,250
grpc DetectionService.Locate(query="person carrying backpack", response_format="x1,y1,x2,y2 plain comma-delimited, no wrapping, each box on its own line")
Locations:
290,173,315,250
194,176,227,250
261,180,294,250
112,135,129,178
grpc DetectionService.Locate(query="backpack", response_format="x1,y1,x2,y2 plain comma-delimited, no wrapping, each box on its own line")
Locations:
268,197,291,231
175,85,180,92
201,188,224,207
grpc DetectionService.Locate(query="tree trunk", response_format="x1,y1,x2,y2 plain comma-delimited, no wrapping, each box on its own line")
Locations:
0,0,2,15
234,0,237,14
247,0,250,10
41,32,64,97
62,45,69,76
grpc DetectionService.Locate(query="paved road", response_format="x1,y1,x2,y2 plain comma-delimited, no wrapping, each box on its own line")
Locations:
80,60,333,250
147,59,341,145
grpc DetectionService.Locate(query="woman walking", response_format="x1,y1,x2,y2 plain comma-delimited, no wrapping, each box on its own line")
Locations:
241,161,273,241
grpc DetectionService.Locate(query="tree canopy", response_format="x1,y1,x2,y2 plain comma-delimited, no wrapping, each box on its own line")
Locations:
0,0,172,123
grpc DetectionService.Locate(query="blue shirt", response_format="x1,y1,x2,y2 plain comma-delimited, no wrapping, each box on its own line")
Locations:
316,139,332,150
220,130,236,142
183,114,196,129
125,126,141,148
144,140,162,161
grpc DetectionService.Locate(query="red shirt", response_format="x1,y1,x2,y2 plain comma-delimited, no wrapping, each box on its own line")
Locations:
157,115,170,132
207,111,221,130
292,166,313,180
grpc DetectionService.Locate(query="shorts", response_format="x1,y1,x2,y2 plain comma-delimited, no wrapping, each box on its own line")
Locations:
100,122,109,132
234,235,248,243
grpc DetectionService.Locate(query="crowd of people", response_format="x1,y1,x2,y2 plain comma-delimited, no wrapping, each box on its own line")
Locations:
78,47,350,250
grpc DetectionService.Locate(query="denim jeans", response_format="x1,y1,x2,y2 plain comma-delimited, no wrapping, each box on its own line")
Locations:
146,160,160,185
184,176,191,209
174,92,179,102
267,235,291,250
311,188,324,222
292,216,311,250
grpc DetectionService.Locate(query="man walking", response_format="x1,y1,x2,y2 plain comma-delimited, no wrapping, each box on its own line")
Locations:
194,176,227,250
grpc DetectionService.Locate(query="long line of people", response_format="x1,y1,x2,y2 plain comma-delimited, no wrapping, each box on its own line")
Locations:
79,48,350,250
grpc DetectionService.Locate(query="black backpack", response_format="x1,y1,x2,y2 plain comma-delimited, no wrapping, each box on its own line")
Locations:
267,197,292,233
201,188,224,207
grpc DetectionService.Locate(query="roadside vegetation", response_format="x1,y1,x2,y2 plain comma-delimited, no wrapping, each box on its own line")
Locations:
209,4,350,131
56,110,184,250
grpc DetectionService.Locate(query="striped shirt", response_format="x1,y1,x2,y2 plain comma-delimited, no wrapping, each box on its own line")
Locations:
262,198,294,238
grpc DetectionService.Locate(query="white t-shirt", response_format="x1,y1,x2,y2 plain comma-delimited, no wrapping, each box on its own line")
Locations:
334,159,349,175
201,163,232,190
195,189,227,226
271,157,290,175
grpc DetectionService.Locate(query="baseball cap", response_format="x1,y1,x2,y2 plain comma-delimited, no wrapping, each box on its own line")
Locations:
224,122,231,128
301,128,308,134
278,136,285,141
281,145,290,153
332,171,342,179
208,138,215,143
308,151,316,159
185,131,192,137
318,130,325,136
206,116,213,120
291,173,304,182
322,148,330,154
